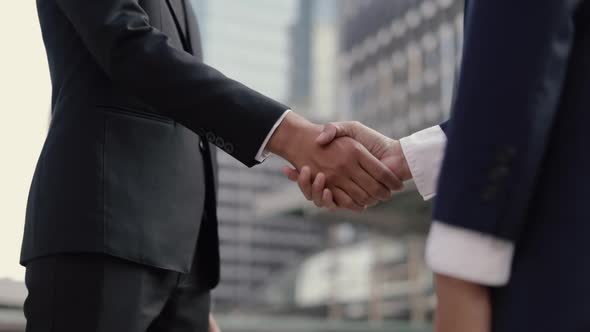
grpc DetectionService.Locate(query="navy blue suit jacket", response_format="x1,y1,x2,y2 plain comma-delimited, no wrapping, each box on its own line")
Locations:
434,0,590,330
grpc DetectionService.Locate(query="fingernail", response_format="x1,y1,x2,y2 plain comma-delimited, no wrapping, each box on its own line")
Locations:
317,133,327,142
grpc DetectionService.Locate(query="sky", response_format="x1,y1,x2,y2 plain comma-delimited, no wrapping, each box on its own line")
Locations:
0,2,51,281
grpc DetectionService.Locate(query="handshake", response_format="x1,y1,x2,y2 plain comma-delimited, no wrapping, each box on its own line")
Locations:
267,112,412,211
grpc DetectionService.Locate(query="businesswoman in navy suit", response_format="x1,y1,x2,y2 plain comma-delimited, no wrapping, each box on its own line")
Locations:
288,0,590,331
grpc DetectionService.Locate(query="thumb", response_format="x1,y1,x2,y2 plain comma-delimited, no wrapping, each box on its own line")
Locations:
316,123,348,145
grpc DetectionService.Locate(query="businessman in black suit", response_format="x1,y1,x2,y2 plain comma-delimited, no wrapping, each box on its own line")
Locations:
288,0,590,330
22,0,404,331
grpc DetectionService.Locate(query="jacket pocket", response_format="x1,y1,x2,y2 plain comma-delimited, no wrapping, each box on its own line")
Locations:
102,108,206,272
98,105,174,124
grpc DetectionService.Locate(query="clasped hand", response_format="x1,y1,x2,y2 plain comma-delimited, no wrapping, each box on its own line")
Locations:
281,120,412,211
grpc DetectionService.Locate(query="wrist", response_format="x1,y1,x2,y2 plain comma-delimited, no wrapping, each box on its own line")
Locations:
390,139,413,181
267,112,319,162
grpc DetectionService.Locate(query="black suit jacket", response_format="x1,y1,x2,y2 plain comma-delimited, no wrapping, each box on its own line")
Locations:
21,0,287,288
435,0,590,330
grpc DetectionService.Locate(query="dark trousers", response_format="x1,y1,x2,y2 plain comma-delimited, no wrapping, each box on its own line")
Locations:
24,254,211,332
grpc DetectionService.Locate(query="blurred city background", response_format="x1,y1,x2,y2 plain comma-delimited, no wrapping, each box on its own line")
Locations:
0,0,464,331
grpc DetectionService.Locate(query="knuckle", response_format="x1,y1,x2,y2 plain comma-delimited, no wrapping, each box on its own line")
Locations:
378,168,391,181
369,182,383,195
357,192,370,205
352,142,364,153
340,195,353,207
390,178,402,190
326,173,337,184
297,180,307,190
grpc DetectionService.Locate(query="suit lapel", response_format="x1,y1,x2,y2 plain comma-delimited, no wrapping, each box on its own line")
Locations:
165,0,191,52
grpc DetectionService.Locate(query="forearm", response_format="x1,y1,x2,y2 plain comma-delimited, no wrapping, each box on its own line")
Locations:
435,273,491,332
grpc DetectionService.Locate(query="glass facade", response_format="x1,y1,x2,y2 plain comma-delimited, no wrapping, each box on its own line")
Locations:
193,0,297,102
339,0,464,137
191,0,326,311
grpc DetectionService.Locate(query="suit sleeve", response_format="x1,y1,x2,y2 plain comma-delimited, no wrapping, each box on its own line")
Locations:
430,0,580,284
55,0,287,167
439,120,449,135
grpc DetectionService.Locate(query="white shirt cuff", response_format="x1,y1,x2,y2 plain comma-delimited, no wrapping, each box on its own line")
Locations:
255,109,291,162
426,221,515,286
399,125,447,200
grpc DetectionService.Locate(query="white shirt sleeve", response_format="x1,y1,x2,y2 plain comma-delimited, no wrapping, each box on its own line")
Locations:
399,125,447,200
426,222,515,286
399,125,515,286
255,109,291,163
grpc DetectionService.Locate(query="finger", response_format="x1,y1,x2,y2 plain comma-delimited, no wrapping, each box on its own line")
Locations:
317,121,361,145
312,173,327,207
332,187,365,212
322,189,338,211
351,163,392,201
297,166,313,200
337,178,376,207
316,123,340,145
357,149,404,191
282,166,299,182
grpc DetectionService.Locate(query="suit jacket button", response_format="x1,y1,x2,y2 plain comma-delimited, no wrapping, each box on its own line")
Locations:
206,132,216,142
489,166,510,181
498,147,517,163
224,143,234,154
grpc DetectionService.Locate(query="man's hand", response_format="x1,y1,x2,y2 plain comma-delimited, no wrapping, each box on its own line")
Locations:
434,274,491,332
268,114,403,210
282,121,412,210
318,121,412,181
209,313,221,332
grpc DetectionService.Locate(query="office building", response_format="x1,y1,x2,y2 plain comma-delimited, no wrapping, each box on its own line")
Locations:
288,0,339,120
191,0,327,310
338,0,464,136
310,0,467,321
